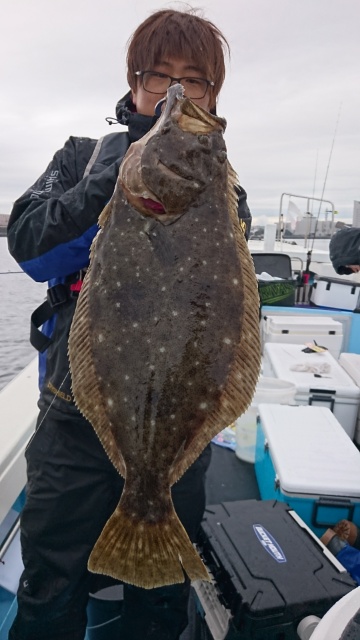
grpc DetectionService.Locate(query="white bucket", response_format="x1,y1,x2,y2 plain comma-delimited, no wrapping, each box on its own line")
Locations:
235,377,296,463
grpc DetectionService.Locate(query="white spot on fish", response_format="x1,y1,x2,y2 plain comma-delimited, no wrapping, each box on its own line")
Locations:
149,365,155,370
203,260,207,265
203,228,207,232
151,420,155,426
233,278,239,285
170,414,175,419
199,402,208,410
223,338,231,344
159,347,166,353
98,334,104,342
133,322,139,328
107,398,114,407
214,275,218,280
161,286,166,291
172,311,178,316
117,282,121,287
125,375,130,380
200,320,206,325
116,302,120,308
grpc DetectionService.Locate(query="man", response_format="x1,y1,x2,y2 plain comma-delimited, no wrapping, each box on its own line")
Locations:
7,8,251,640
330,227,360,274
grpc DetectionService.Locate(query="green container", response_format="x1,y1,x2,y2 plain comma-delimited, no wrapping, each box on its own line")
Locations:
258,279,296,307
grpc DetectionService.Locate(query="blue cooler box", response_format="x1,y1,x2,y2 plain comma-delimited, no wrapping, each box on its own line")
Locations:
255,404,360,536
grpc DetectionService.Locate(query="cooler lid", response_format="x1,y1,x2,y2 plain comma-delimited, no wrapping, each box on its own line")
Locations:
265,315,342,335
316,276,360,288
339,353,360,387
258,404,360,496
264,343,360,400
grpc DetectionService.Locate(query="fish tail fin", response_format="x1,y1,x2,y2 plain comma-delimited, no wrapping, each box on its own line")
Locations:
88,504,210,589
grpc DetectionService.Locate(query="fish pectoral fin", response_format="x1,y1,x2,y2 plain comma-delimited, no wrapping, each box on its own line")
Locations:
88,503,210,589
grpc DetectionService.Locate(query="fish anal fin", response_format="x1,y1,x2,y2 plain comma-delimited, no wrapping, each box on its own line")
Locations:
88,504,210,589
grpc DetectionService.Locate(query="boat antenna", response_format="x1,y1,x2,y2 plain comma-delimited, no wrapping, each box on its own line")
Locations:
309,102,342,256
310,149,318,213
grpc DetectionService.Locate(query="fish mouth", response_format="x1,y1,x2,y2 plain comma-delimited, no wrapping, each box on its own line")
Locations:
140,198,166,214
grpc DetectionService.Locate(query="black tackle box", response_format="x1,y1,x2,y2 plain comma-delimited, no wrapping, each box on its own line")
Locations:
195,500,356,639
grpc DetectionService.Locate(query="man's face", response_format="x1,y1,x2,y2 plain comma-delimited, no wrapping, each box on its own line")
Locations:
132,57,212,116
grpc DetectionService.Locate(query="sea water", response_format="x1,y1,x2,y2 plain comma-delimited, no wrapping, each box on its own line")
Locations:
0,237,46,390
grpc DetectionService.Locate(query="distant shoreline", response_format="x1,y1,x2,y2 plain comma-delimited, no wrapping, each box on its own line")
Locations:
0,228,7,237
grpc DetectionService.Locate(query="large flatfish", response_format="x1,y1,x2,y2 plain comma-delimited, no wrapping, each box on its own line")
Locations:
68,84,261,589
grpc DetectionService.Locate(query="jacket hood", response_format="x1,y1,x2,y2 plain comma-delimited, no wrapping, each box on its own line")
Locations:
329,227,360,274
114,91,159,143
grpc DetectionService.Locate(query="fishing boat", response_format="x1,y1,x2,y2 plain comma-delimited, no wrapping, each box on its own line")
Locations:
1,245,360,639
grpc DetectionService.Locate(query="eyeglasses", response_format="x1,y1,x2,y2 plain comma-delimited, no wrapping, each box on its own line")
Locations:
135,70,214,100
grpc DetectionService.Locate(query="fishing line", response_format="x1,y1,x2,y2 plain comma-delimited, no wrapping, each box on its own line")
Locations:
25,369,70,451
309,102,342,253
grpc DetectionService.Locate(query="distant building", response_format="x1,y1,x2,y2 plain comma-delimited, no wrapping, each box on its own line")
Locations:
353,201,360,228
0,214,10,237
278,214,333,237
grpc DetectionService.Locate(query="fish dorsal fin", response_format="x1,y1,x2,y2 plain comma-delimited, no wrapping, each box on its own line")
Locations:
68,250,126,478
170,161,261,485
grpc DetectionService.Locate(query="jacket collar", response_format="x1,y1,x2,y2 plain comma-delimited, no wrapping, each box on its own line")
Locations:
115,91,159,143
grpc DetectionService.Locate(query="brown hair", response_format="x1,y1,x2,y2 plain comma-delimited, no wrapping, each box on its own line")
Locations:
126,8,230,110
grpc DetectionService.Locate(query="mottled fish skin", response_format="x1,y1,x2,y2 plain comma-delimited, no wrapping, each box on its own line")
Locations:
68,84,261,588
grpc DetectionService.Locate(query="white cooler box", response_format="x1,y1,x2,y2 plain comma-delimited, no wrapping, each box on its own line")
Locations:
311,276,360,311
261,314,343,359
255,404,360,536
263,342,360,440
339,352,360,445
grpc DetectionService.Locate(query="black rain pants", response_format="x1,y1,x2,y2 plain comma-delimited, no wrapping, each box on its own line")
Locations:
8,409,212,640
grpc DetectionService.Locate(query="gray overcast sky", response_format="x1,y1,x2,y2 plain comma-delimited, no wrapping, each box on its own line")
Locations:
1,0,359,225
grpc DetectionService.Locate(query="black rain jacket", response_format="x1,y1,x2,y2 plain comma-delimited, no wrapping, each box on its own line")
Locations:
7,94,252,417
329,227,360,275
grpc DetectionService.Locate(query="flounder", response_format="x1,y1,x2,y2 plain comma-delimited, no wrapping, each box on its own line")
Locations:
68,84,261,589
